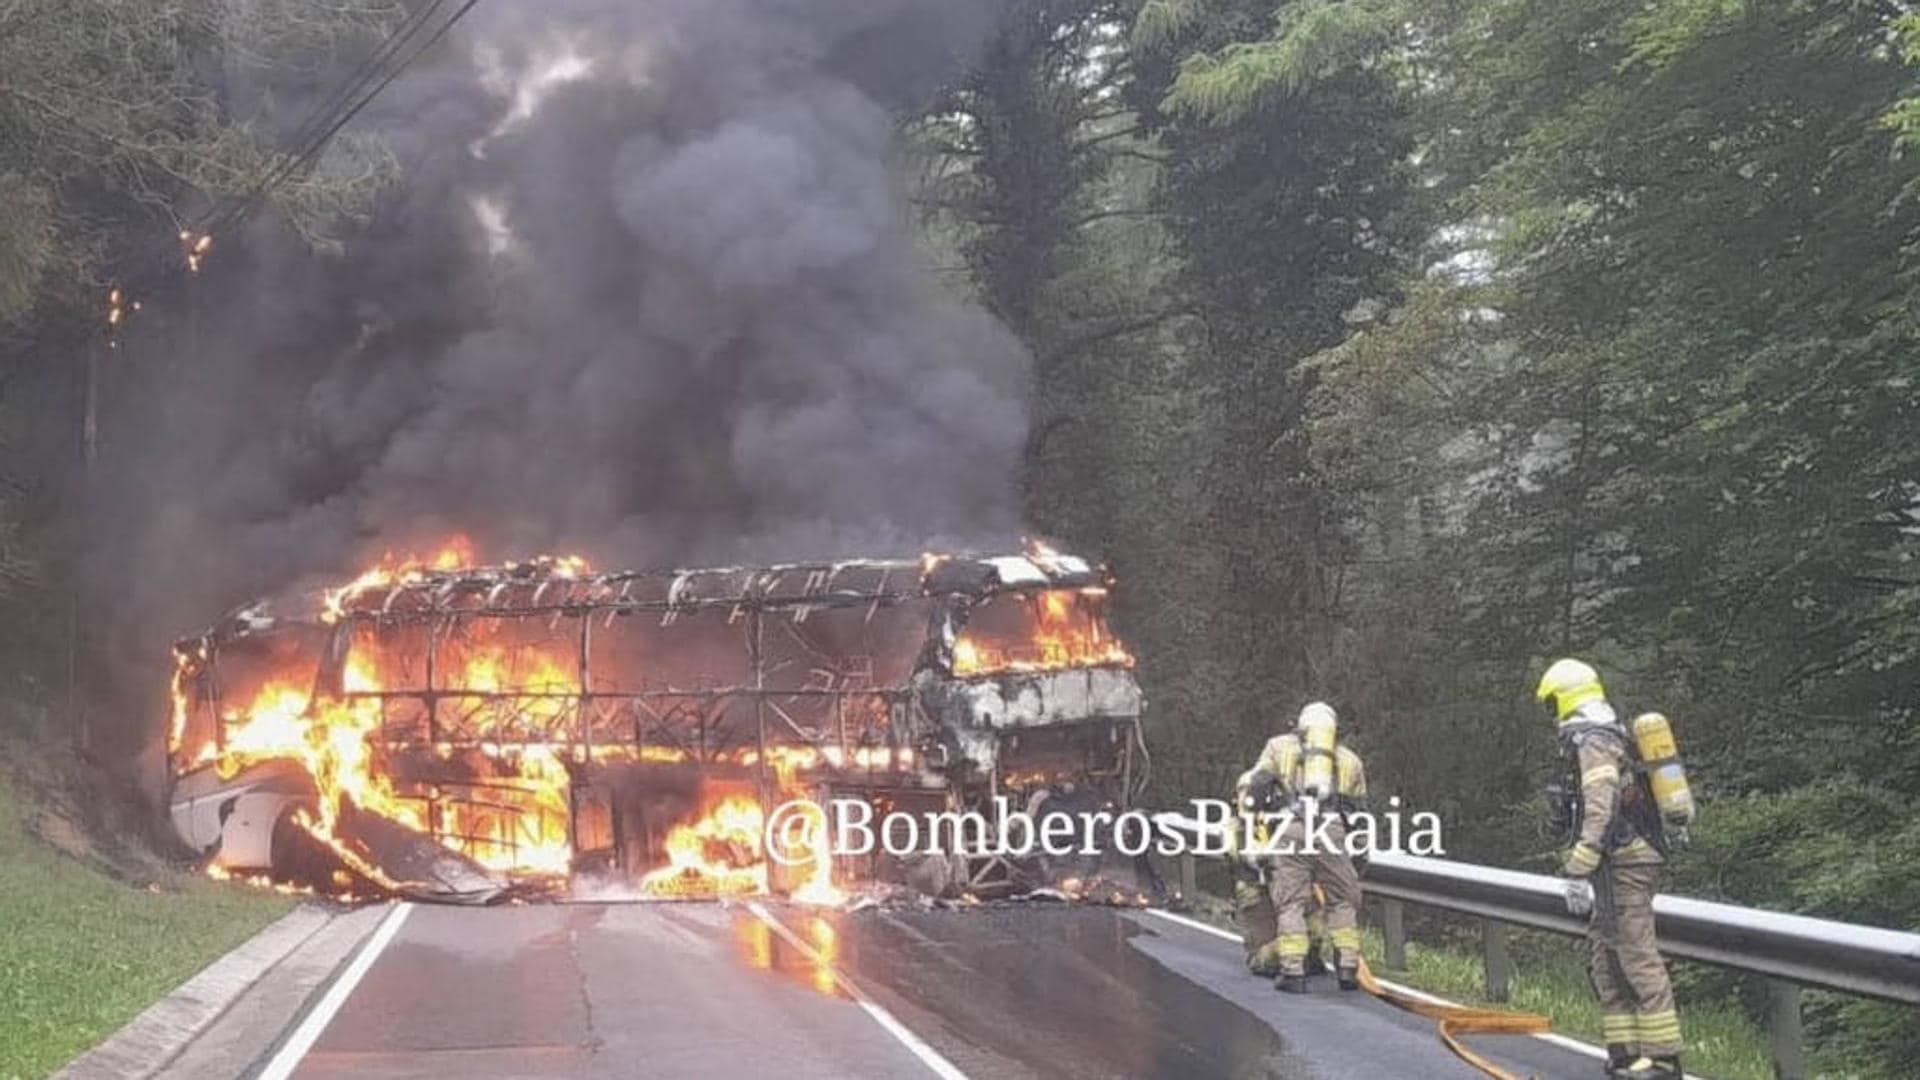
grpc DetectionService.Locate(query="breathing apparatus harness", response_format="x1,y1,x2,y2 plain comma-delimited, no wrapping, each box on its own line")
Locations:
1546,716,1672,859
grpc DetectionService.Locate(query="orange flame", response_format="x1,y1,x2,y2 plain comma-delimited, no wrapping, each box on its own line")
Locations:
322,535,481,622
952,587,1133,677
180,230,215,273
632,791,846,906
638,794,768,897
175,538,588,887
170,540,1114,904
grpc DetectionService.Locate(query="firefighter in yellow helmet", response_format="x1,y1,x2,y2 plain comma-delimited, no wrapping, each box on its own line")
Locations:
1247,701,1367,993
1228,767,1331,977
1537,659,1683,1080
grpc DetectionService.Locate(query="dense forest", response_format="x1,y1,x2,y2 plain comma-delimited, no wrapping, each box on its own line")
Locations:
2,1,1916,1073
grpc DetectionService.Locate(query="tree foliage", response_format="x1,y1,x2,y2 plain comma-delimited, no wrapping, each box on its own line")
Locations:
0,0,398,332
0,0,398,614
0,0,1915,1069
928,1,1917,1070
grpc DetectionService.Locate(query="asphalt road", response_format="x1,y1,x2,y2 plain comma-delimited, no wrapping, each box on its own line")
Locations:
214,901,1610,1079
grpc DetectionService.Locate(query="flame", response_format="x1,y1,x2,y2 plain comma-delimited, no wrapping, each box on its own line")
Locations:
174,538,589,887
638,794,768,897
168,539,1108,905
952,588,1134,677
168,648,197,759
206,863,358,900
206,646,572,878
632,790,845,905
787,810,845,906
735,745,914,773
180,230,214,273
322,536,480,621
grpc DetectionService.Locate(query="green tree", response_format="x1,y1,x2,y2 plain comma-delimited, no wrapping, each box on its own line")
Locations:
1121,0,1413,792
1304,1,1920,1067
0,0,399,737
0,0,398,334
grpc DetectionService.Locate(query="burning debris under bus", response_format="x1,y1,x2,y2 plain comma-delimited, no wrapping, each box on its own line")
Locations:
166,547,1147,906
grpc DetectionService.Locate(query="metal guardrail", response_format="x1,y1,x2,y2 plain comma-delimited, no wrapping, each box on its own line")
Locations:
1362,851,1920,1006
1154,813,1920,1079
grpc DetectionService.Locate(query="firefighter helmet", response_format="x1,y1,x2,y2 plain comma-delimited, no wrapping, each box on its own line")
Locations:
1536,658,1605,721
1296,701,1337,731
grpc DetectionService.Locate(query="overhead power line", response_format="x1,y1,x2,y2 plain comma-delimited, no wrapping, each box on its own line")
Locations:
203,0,485,239
109,0,486,313
209,0,455,231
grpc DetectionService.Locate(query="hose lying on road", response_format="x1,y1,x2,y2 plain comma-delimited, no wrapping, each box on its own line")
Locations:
1352,955,1552,1080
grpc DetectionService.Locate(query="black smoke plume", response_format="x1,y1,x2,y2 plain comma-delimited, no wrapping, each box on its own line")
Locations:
89,0,1028,755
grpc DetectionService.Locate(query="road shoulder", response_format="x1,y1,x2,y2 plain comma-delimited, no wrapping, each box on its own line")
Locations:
53,903,337,1080
152,904,392,1080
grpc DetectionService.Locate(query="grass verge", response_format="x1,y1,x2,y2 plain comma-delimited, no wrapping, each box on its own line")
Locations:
1357,925,1774,1080
0,767,294,1080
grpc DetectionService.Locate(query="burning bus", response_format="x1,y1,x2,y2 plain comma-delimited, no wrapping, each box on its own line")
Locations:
165,546,1146,904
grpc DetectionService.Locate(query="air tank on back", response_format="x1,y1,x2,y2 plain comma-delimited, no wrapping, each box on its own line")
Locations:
1631,712,1696,828
1298,704,1338,803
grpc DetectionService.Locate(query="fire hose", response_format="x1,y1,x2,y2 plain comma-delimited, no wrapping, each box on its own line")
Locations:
1203,813,1556,1080
1351,954,1551,1080
1311,884,1552,1080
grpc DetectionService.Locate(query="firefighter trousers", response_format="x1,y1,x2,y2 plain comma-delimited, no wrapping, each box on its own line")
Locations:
1238,869,1328,975
1589,862,1683,1057
1235,873,1281,974
1267,821,1362,976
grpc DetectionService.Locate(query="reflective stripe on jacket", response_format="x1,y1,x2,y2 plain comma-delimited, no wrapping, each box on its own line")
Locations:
1563,702,1661,867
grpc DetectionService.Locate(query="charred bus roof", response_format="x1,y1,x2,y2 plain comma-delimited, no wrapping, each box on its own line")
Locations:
177,551,1112,651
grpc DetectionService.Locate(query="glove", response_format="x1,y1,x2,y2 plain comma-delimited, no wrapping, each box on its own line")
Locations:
1561,842,1602,877
1563,878,1594,918
1243,770,1282,814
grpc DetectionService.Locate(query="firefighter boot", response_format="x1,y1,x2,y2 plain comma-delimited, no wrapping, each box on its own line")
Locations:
1274,973,1310,994
1613,1056,1683,1079
1303,948,1328,976
1603,1045,1634,1078
1336,966,1359,992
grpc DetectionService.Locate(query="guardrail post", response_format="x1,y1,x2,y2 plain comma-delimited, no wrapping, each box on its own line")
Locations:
1178,853,1197,903
1480,919,1512,1002
1768,980,1806,1080
1381,899,1406,970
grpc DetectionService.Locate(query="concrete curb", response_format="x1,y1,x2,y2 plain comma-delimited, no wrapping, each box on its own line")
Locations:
53,904,335,1080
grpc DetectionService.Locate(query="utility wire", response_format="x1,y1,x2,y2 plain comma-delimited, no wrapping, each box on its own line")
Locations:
211,0,453,226
109,0,484,310
203,0,484,239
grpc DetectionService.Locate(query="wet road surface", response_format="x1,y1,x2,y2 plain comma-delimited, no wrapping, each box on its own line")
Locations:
273,901,1606,1079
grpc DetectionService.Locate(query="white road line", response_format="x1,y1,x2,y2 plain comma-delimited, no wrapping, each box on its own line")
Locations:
256,901,414,1080
1140,906,1243,944
746,901,969,1080
1139,908,1621,1067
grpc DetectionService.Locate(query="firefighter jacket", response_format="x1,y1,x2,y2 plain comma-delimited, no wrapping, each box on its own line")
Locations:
1560,701,1662,874
1252,732,1367,812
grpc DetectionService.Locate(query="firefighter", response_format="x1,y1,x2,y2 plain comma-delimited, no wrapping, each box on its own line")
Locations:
1537,658,1684,1080
1247,701,1367,993
1229,767,1284,975
1229,768,1331,977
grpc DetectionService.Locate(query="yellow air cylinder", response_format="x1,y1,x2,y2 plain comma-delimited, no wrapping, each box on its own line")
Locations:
1299,711,1338,803
1632,712,1695,827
